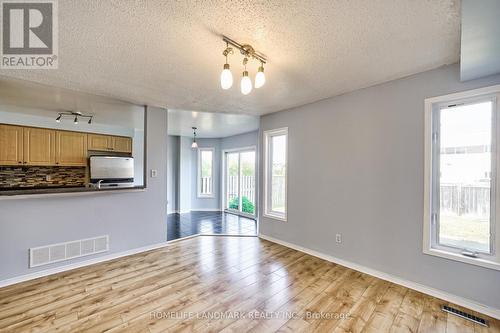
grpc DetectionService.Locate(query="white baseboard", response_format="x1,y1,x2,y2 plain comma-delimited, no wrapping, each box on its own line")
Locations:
0,241,169,288
190,209,222,212
258,234,500,320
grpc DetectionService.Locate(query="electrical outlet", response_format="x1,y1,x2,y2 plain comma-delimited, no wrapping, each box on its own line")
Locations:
335,234,342,243
150,169,158,178
46,175,52,181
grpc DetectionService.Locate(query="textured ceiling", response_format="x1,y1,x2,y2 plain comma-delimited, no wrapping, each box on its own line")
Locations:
0,0,460,115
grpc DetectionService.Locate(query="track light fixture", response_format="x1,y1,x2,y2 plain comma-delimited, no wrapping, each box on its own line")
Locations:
255,62,266,89
241,57,252,95
220,35,267,95
55,111,93,125
220,42,233,90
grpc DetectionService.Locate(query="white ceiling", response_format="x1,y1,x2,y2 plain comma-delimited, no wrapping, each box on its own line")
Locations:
168,109,259,138
0,1,460,116
0,77,144,129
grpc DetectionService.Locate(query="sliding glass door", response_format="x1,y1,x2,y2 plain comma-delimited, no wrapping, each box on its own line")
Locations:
225,149,256,216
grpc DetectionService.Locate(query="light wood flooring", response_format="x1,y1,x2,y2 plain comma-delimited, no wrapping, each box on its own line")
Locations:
0,236,498,332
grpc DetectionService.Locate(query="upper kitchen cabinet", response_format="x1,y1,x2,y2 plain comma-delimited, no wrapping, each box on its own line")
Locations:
0,124,23,165
23,127,56,166
56,131,88,166
88,133,132,153
88,134,113,151
112,136,132,153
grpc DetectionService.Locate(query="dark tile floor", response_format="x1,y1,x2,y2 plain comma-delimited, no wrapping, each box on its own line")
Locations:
167,211,257,241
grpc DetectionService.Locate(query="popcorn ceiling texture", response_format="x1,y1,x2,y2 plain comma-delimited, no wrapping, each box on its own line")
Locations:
0,0,460,115
0,166,86,189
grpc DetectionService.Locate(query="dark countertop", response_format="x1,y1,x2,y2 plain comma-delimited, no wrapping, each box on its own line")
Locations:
0,185,145,196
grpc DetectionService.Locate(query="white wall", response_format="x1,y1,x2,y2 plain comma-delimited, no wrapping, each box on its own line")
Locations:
133,128,145,186
220,131,258,151
0,107,168,281
167,135,179,213
259,64,500,311
179,136,193,213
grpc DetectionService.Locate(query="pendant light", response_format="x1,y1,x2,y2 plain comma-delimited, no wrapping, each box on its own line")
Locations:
240,57,252,95
220,42,233,90
191,127,198,149
255,62,266,88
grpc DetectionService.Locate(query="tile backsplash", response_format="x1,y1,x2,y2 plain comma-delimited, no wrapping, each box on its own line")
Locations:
0,166,86,189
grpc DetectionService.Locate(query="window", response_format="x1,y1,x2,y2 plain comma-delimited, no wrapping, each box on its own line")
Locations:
424,85,500,270
198,148,214,197
264,128,288,221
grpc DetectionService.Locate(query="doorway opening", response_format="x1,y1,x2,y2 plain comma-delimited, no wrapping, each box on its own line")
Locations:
223,147,257,218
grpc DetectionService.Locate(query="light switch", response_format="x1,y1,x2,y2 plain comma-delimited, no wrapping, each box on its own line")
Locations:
150,169,158,178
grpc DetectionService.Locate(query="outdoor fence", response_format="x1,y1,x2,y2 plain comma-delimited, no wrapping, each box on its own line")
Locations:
440,183,490,218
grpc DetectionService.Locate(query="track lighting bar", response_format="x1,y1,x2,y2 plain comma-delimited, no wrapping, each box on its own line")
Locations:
56,111,93,124
222,35,267,64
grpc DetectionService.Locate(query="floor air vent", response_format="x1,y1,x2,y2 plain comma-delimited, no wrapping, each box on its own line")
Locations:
442,305,488,327
29,235,109,268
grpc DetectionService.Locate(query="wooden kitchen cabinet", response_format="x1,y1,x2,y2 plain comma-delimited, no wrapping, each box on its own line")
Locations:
0,124,23,165
88,133,132,153
56,131,88,166
23,127,56,166
88,134,113,151
1,124,132,167
112,136,132,153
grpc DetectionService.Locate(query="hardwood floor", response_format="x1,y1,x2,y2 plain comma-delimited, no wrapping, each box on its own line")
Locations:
0,236,498,332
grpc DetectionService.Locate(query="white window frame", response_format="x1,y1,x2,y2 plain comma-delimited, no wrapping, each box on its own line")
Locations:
221,146,258,218
424,85,500,271
197,147,214,198
263,127,288,221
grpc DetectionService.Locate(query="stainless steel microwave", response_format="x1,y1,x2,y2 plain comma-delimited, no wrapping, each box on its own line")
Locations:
89,156,134,186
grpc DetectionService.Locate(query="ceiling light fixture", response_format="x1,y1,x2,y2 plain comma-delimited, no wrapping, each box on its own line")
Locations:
241,57,252,95
220,42,233,90
56,111,93,125
255,62,266,88
191,127,198,149
221,35,267,95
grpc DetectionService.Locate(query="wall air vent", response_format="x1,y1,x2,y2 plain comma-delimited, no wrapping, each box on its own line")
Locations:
442,305,488,327
29,235,109,268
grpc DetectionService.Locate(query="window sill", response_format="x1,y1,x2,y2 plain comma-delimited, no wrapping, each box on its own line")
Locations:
424,247,500,271
263,213,287,222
